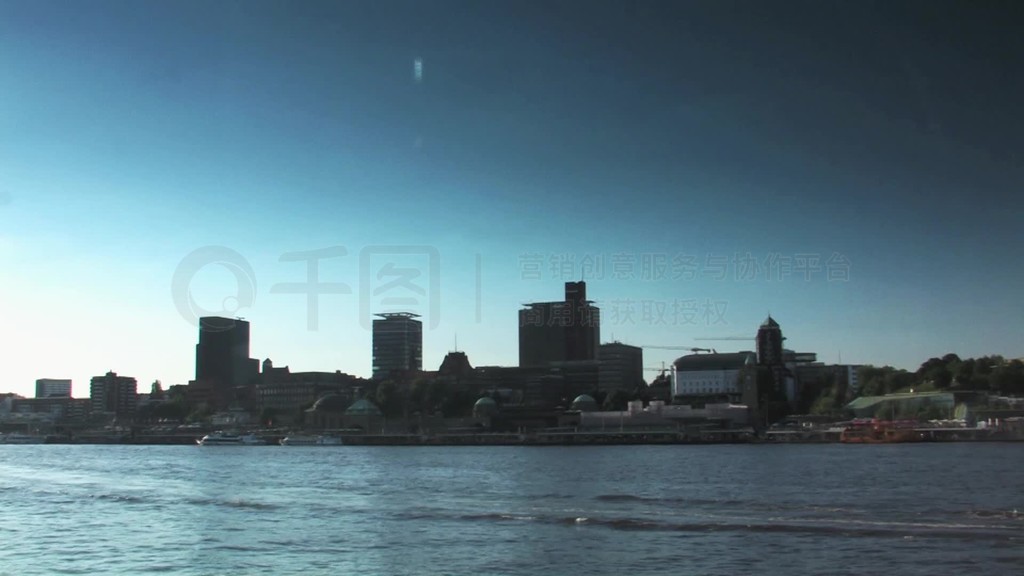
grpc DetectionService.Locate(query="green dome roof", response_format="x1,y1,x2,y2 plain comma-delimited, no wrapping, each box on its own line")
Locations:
473,396,499,418
346,398,382,416
571,394,598,412
311,394,348,413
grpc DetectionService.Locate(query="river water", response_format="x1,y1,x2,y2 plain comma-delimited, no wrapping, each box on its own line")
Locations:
0,443,1021,575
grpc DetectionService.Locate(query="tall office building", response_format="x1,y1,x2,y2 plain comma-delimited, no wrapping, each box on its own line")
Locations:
35,378,72,398
90,371,138,417
195,316,259,389
519,281,600,367
372,312,423,380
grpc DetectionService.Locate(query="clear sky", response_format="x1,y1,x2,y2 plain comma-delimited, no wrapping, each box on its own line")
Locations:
2,0,1022,398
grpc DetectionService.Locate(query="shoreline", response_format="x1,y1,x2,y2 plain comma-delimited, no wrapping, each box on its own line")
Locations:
10,427,1024,446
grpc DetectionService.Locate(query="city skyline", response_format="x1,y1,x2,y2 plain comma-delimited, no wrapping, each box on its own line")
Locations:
2,1,1023,397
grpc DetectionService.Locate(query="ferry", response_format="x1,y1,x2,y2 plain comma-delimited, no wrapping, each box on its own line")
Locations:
280,434,343,446
197,431,267,446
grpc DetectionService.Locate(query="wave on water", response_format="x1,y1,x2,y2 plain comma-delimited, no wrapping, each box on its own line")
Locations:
967,509,1022,520
93,493,149,505
395,508,1021,542
185,497,281,511
593,494,871,517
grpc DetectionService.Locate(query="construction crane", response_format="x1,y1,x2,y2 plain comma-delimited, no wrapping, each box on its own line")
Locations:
641,345,717,353
644,363,671,381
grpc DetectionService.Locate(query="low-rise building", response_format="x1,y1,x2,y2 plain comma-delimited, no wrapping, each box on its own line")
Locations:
35,379,72,398
672,352,757,403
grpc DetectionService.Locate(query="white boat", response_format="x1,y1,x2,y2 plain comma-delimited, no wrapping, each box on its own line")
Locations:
197,431,266,446
1,433,48,444
280,434,343,446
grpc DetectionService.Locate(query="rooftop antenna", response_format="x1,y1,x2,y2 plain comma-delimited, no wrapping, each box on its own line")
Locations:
454,333,458,353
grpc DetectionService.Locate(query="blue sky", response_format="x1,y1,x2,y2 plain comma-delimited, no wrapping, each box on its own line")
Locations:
1,0,1022,397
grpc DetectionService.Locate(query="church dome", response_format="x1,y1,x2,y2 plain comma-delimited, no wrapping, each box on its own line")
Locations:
571,394,598,412
473,396,498,418
345,398,382,416
311,394,348,413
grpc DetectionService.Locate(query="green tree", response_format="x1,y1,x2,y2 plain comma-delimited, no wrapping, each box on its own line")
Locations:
426,379,448,414
187,402,213,423
809,391,838,416
374,381,404,418
603,389,630,411
151,399,188,422
408,378,430,414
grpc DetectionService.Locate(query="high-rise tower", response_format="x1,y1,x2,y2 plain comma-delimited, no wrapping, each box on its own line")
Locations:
195,316,259,388
519,281,600,367
372,312,423,380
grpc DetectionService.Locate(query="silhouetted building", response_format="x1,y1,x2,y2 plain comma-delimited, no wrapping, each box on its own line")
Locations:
519,281,600,367
598,342,644,392
195,316,259,389
256,359,366,418
372,313,423,380
438,351,473,378
90,371,138,418
563,281,599,361
756,316,785,366
436,351,475,391
474,360,598,409
35,378,72,398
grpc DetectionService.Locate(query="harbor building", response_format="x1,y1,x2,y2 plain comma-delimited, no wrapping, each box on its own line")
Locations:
672,352,757,404
372,312,423,380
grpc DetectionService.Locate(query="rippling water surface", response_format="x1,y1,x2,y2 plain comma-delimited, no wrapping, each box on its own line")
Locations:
1,443,1022,575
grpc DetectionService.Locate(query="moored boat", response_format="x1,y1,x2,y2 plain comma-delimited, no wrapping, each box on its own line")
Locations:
197,431,267,446
280,434,343,446
1,433,48,445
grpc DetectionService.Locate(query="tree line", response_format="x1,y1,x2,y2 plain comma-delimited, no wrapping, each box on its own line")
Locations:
807,353,1024,416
